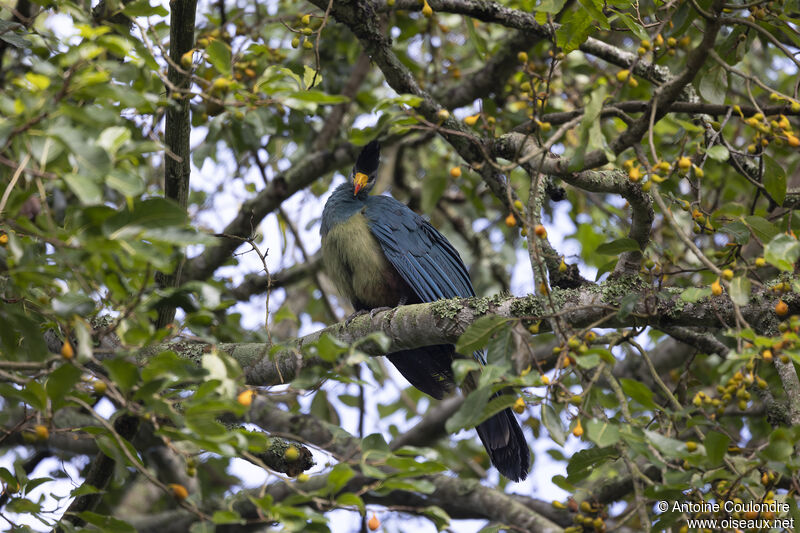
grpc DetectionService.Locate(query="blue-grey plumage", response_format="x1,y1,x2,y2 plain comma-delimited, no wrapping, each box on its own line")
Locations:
320,141,530,481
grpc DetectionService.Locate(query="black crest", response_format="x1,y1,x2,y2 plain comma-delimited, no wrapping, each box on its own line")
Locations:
355,140,381,175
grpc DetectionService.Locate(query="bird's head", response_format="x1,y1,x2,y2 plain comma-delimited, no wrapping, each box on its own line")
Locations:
351,140,380,196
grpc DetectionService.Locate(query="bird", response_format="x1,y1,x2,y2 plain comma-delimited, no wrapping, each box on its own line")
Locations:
320,140,530,481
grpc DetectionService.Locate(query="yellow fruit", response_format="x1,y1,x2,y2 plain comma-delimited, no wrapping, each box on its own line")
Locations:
0,234,7,245
180,50,194,68
534,224,547,238
34,425,49,441
641,39,651,50
464,114,479,126
513,200,524,211
450,166,462,178
538,121,551,132
421,0,433,16
791,101,800,113
628,77,638,88
616,69,630,82
678,156,691,170
303,40,314,50
776,300,789,316
505,213,516,227
297,473,310,482
368,514,380,531
517,51,528,63
711,279,723,296
61,341,74,359
787,135,800,147
686,441,698,452
667,37,677,47
291,36,300,48
637,46,646,56
693,165,704,178
572,419,583,437
755,257,766,267
169,483,189,500
284,445,300,461
237,389,256,406
559,257,568,272
210,77,233,95
628,166,642,182
552,500,567,509
436,109,450,120
301,14,311,25
542,375,550,385
655,34,664,47
528,322,540,334
513,397,525,414
721,269,734,281
93,380,107,395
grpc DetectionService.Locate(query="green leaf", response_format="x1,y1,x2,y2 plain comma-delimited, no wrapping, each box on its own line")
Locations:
212,511,244,525
455,315,510,355
697,67,727,105
585,419,620,447
571,85,608,171
556,9,595,54
643,430,685,459
541,404,566,446
122,0,169,16
577,0,609,29
613,12,648,40
104,358,140,393
97,126,131,156
21,381,47,411
445,385,493,434
619,378,658,410
680,287,711,303
206,40,231,75
566,446,617,483
303,65,321,89
744,215,780,243
335,492,364,513
595,238,640,255
464,16,487,60
765,233,800,272
326,463,354,493
719,221,750,245
763,155,787,206
537,0,568,13
420,506,450,530
704,431,729,465
64,173,103,205
706,145,729,161
729,276,751,306
46,363,82,405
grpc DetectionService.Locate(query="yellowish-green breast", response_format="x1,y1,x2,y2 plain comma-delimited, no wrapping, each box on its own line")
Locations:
321,212,405,309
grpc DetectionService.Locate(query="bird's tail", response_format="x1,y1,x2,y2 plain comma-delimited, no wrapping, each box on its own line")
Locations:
475,405,530,481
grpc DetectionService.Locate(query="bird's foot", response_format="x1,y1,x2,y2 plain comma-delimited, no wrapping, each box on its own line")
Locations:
369,306,393,319
344,309,369,326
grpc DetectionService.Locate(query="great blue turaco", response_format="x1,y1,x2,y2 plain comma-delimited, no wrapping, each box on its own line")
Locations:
320,141,530,481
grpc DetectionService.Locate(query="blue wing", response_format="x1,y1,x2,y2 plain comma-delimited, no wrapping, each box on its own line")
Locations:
364,196,475,301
